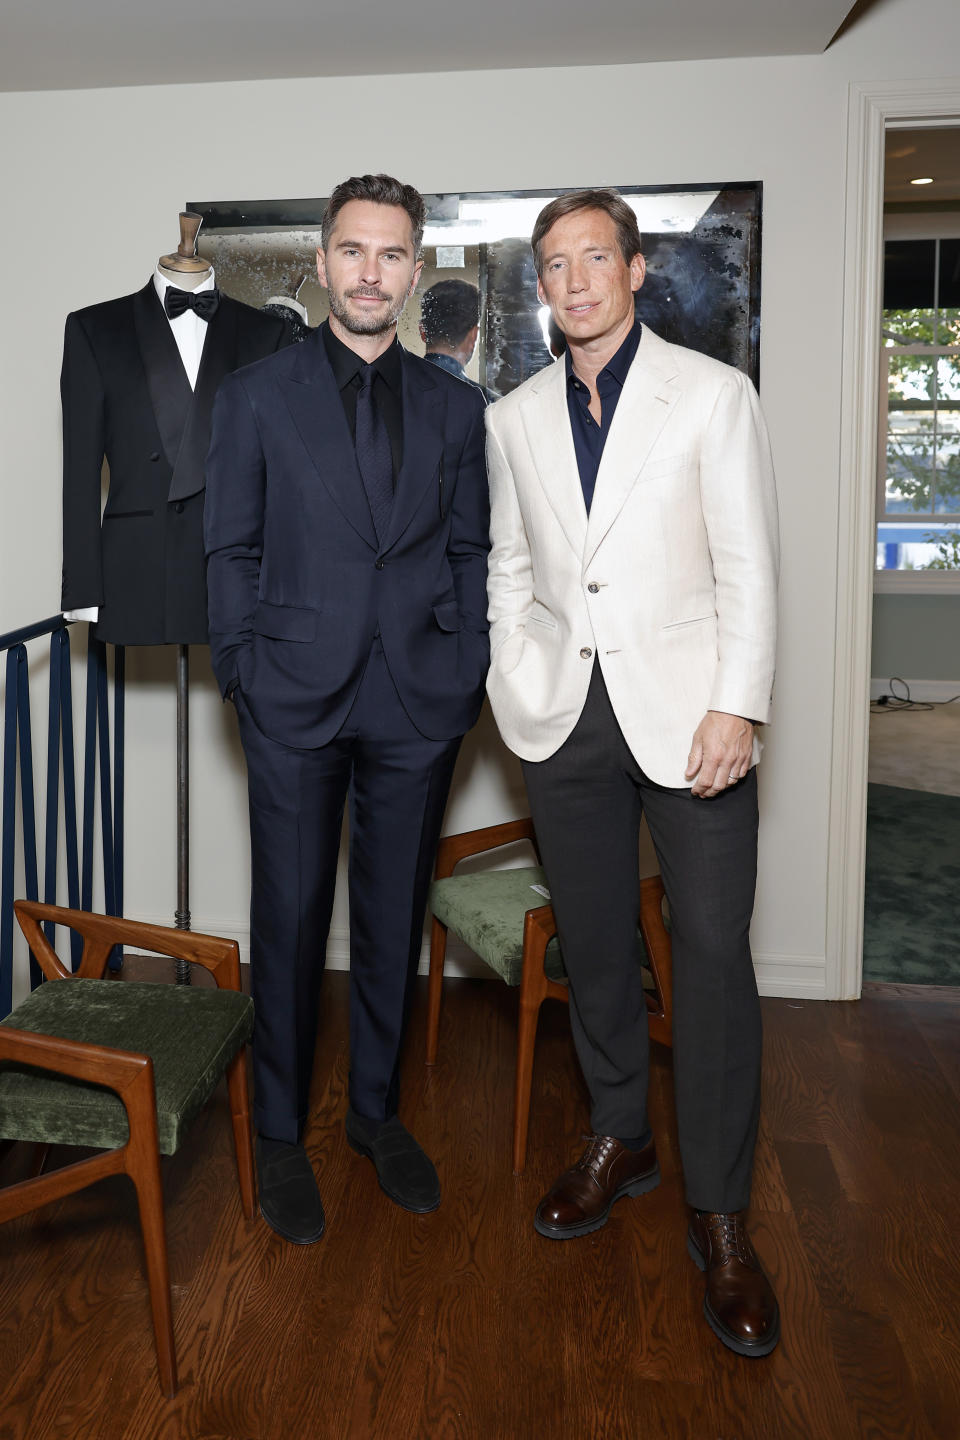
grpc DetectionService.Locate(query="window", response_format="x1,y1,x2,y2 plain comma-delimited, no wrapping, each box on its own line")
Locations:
877,236,960,587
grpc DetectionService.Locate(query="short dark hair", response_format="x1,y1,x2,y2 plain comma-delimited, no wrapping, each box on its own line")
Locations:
420,280,481,347
531,188,642,276
321,173,426,257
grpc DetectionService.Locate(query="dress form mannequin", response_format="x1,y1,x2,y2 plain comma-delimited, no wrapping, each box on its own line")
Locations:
158,211,213,290
60,210,290,974
262,269,311,341
160,212,211,969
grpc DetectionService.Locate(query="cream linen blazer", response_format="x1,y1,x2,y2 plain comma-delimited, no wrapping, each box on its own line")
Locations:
484,326,780,787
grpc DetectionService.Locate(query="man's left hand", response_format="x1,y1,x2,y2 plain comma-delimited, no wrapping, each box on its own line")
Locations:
685,711,754,798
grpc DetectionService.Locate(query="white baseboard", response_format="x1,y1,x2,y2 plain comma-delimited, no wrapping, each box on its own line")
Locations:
128,912,830,997
870,677,960,702
754,954,829,999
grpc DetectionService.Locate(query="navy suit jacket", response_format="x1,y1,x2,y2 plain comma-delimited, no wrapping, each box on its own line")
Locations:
204,327,491,748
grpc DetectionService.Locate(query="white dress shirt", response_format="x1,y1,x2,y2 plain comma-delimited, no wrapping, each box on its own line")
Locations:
63,266,217,624
152,264,217,391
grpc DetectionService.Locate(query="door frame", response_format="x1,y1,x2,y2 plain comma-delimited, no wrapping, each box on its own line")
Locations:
828,78,960,999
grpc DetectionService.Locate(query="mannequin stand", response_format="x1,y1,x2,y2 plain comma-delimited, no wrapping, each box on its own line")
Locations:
174,644,191,983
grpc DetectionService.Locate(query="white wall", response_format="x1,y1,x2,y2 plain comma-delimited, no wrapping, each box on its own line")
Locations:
1,0,957,1002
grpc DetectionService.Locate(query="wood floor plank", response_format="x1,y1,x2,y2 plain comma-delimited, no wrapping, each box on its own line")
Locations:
2,976,960,1439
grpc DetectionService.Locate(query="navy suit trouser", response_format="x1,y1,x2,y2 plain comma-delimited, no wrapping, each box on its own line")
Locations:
234,639,462,1143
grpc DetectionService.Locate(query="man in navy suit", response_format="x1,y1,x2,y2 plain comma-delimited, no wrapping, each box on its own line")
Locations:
205,175,490,1243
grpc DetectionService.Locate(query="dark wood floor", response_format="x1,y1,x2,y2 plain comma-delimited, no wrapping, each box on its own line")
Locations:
1,969,958,1439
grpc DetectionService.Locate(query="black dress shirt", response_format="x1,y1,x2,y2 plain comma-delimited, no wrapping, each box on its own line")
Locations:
566,321,642,513
322,320,404,478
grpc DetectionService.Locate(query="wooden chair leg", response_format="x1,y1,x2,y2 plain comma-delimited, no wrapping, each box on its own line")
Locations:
425,916,448,1067
513,991,544,1176
124,1070,177,1398
513,909,554,1175
130,1158,176,1398
640,874,673,1049
226,1048,256,1220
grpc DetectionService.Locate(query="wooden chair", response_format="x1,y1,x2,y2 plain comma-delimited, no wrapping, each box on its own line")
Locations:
426,819,673,1174
0,902,256,1397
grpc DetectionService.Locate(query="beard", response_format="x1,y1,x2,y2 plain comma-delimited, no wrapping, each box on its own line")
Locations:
327,283,409,336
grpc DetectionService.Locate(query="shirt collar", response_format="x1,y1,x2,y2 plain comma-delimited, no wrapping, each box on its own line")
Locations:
566,319,642,391
322,320,403,394
264,295,308,324
153,265,216,307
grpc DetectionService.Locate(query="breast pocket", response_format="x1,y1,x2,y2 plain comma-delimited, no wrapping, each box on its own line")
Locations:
640,452,690,482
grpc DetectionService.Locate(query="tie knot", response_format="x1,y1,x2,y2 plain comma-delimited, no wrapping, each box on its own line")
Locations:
358,363,376,391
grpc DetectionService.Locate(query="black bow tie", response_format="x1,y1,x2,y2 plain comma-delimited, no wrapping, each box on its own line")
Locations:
164,286,220,322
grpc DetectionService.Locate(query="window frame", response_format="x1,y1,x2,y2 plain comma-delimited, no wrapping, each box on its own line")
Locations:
875,222,960,594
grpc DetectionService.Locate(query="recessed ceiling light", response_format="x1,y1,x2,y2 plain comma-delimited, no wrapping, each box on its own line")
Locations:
910,176,934,185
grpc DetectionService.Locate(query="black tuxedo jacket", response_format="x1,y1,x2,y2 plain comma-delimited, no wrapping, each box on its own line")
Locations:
60,280,290,646
204,327,491,747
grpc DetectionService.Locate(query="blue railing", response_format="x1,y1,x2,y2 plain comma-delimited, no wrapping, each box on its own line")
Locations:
0,617,124,1016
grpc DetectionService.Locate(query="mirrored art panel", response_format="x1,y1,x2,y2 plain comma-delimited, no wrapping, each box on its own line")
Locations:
190,183,761,398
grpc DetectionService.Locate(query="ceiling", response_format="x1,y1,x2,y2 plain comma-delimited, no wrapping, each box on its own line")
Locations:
885,128,960,209
0,0,866,94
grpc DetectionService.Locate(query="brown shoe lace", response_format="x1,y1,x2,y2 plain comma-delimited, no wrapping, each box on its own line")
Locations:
701,1211,756,1266
574,1134,619,1176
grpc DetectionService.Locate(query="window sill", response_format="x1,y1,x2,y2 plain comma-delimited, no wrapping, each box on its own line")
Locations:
873,570,960,594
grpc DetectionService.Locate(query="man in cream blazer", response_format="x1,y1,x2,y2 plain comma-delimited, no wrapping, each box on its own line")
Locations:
485,189,780,1357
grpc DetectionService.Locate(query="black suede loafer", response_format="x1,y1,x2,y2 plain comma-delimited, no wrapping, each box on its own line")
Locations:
345,1109,441,1213
256,1135,326,1244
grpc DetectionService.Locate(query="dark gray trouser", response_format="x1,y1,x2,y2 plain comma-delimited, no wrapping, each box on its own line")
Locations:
521,662,762,1214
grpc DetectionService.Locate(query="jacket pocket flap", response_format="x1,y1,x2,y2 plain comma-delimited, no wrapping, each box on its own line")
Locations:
252,602,317,641
661,610,716,631
433,602,462,632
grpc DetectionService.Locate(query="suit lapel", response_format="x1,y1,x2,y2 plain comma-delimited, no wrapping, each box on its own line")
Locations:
583,327,680,569
381,353,444,553
519,359,587,560
168,295,239,503
279,329,378,549
132,280,192,475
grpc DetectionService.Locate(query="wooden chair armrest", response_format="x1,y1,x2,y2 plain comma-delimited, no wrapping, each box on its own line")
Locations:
523,904,558,946
434,818,539,880
0,1027,159,1228
14,901,242,993
0,1025,150,1095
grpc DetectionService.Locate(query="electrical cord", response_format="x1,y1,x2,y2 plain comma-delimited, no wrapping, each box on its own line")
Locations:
870,676,960,713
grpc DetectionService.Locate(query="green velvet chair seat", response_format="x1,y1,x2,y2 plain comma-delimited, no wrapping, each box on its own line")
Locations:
0,979,254,1154
429,866,567,985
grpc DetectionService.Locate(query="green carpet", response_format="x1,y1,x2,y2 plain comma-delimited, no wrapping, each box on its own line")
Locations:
863,783,960,984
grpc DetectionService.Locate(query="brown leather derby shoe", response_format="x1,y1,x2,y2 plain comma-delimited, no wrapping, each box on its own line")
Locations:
687,1210,780,1356
534,1134,660,1239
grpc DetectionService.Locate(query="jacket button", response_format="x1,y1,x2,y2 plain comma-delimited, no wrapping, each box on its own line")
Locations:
149,451,160,462
587,582,599,594
580,647,593,659
174,502,185,514
375,560,385,570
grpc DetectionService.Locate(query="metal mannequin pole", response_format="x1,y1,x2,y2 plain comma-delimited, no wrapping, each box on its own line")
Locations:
174,643,191,982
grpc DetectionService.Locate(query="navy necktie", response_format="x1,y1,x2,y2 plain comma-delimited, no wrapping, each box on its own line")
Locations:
355,364,394,543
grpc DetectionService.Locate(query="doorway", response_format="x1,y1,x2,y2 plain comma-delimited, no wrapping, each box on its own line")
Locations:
829,83,960,999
